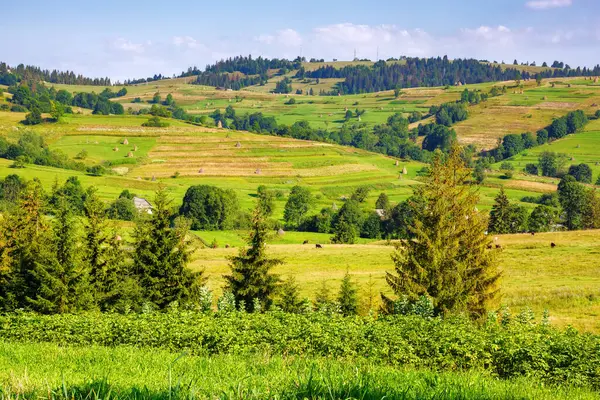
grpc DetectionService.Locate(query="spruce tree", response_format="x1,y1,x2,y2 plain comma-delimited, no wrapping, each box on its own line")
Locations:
278,275,302,313
0,180,48,311
313,279,331,311
488,188,512,234
83,189,141,310
338,270,358,316
384,145,500,319
224,207,282,312
28,198,92,313
133,187,202,309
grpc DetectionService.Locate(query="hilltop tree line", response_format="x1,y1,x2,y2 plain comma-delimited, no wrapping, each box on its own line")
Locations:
302,57,600,94
0,62,111,86
2,81,126,124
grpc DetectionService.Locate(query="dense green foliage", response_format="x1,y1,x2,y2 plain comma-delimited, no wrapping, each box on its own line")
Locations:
0,311,599,391
179,185,239,230
385,146,500,318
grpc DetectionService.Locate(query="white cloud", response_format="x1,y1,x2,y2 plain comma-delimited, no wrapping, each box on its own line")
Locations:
112,38,146,54
525,0,572,10
173,36,200,49
254,29,302,47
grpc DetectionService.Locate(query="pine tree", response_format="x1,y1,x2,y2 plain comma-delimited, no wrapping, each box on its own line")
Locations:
384,145,500,319
313,279,331,311
83,189,141,311
338,270,358,316
27,198,92,313
278,275,302,313
0,180,48,311
224,207,282,312
488,188,512,234
133,187,202,309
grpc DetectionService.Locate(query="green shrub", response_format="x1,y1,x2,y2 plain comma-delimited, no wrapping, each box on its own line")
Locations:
142,116,169,127
0,312,598,390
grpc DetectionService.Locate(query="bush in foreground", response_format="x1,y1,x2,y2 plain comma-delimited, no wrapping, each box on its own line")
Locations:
0,311,598,390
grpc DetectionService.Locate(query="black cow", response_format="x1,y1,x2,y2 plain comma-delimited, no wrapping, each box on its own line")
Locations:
315,244,323,249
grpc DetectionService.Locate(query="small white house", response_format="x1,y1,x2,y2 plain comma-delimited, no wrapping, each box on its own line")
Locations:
133,196,153,215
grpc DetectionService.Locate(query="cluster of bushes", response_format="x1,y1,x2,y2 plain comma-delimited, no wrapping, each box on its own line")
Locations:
430,102,469,126
488,172,600,233
488,110,588,162
1,311,598,390
0,132,104,173
211,108,462,161
524,151,596,182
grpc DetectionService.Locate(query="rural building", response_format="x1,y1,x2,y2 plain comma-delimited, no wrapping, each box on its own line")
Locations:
133,196,153,214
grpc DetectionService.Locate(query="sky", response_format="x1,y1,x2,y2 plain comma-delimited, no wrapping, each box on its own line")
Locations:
2,0,599,82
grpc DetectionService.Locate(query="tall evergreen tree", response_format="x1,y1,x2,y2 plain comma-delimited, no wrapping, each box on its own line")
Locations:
338,270,358,316
0,180,48,311
83,189,141,310
488,188,512,234
133,187,201,309
224,207,282,312
384,145,500,318
27,198,91,313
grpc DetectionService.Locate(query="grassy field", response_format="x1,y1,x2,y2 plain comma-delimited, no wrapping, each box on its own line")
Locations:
189,229,600,332
1,342,595,399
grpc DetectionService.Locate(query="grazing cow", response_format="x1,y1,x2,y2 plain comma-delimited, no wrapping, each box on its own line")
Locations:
225,244,230,248
495,244,502,249
531,232,535,236
551,242,556,248
486,244,493,249
315,244,323,249
303,240,309,245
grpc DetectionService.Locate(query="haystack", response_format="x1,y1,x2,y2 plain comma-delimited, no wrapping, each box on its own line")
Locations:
133,145,138,151
123,139,129,145
151,175,156,182
199,168,204,174
402,166,408,175
217,120,222,129
113,147,119,152
255,168,261,175
127,151,134,158
277,229,285,236
235,142,242,148
395,160,399,167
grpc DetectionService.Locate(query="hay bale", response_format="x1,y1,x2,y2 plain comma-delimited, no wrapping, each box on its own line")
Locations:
402,166,408,175
255,168,261,175
151,175,156,182
123,139,129,145
199,168,204,174
395,160,399,166
277,229,285,236
235,142,242,148
133,145,138,151
332,202,338,211
126,151,134,158
113,147,119,152
217,120,222,129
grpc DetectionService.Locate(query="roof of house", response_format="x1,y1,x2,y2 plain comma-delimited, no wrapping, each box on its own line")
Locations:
133,196,152,209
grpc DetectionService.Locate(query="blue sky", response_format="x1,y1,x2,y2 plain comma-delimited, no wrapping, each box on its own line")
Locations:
2,0,599,81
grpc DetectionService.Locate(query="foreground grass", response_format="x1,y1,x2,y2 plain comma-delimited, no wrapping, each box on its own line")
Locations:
0,342,596,399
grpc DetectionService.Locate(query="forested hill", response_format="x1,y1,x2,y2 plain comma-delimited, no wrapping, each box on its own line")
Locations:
0,62,111,86
180,55,600,93
302,57,600,94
